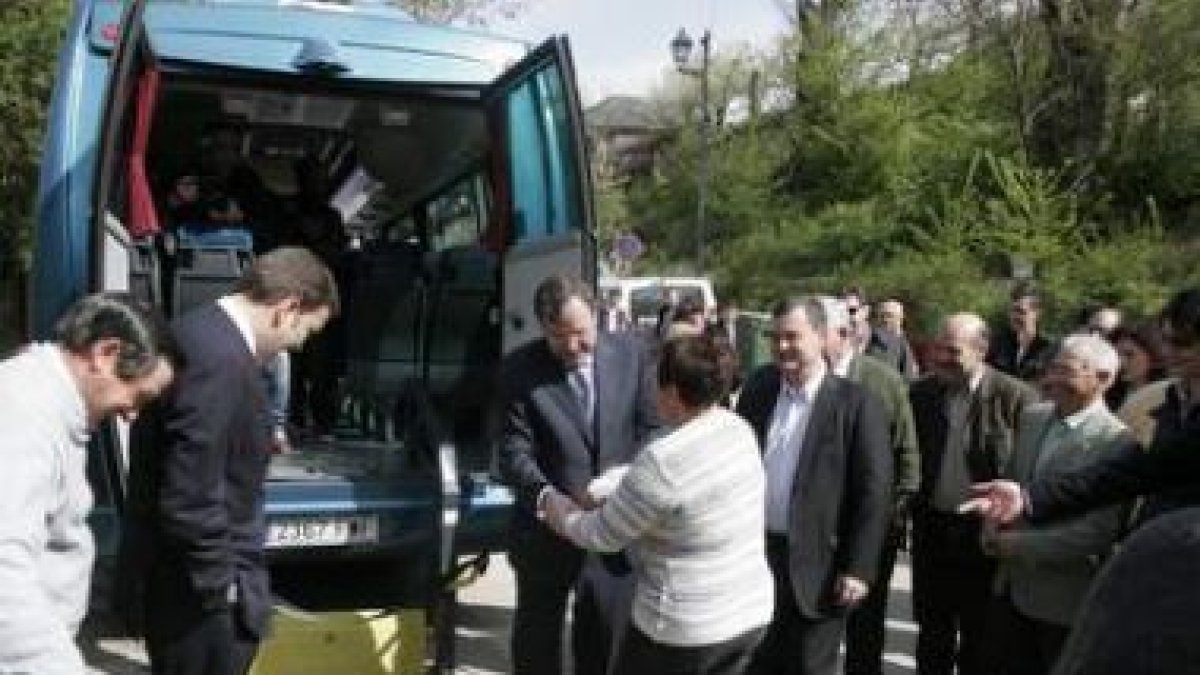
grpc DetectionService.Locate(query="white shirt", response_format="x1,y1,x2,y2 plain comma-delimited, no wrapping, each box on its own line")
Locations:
217,295,257,357
0,343,92,674
832,351,854,378
763,365,826,533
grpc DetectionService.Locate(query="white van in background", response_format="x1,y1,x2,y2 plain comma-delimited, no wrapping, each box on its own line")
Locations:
599,276,717,329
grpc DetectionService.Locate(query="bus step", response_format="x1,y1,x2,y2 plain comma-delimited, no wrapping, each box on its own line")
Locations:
249,607,426,674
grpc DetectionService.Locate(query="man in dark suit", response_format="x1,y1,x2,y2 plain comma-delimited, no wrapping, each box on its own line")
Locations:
125,247,338,675
817,297,920,675
736,296,892,675
909,313,1036,675
987,285,1055,382
497,274,661,675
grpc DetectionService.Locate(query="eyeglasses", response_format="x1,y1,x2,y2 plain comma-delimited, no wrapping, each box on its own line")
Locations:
764,329,804,344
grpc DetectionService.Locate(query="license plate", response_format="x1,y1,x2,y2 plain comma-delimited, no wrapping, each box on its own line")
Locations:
266,515,379,549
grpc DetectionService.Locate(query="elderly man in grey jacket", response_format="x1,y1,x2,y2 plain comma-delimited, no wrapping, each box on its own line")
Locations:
983,333,1131,674
0,294,176,674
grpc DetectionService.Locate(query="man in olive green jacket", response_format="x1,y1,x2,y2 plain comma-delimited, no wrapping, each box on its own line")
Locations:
818,297,920,675
910,313,1037,675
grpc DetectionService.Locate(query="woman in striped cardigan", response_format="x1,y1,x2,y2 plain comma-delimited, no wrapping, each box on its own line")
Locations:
541,335,773,674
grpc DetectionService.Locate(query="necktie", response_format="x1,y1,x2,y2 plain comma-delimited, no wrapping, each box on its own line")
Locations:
571,367,594,425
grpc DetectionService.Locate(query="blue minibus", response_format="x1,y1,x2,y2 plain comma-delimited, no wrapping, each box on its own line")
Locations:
30,0,596,665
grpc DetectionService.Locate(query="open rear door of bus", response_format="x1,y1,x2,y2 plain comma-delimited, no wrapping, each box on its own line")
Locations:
486,36,598,354
87,0,156,622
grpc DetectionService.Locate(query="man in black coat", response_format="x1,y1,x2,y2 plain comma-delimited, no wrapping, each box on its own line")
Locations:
497,274,662,675
125,247,338,675
987,285,1055,382
736,296,892,675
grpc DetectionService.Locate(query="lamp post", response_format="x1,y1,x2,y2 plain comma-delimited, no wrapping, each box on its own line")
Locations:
670,27,712,272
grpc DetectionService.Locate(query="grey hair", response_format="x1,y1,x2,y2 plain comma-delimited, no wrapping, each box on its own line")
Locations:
816,296,851,332
771,295,827,332
53,292,181,380
943,312,990,345
1058,333,1120,376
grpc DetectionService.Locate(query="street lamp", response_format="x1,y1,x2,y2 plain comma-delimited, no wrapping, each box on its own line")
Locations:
669,27,712,271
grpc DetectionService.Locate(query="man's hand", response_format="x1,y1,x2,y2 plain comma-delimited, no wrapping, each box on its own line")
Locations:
538,489,580,538
833,575,869,607
958,480,1026,525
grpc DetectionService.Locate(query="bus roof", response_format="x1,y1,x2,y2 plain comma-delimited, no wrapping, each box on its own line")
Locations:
90,0,530,85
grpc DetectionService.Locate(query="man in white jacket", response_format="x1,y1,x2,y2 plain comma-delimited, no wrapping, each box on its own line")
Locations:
0,293,177,674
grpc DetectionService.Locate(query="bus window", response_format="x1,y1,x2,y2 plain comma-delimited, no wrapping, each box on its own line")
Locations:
503,63,585,243
428,174,487,251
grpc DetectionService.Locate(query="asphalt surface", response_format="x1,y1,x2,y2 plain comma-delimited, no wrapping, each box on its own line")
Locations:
86,554,918,674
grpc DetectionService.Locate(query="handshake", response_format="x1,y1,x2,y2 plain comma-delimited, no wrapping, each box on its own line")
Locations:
537,464,630,531
956,479,1027,525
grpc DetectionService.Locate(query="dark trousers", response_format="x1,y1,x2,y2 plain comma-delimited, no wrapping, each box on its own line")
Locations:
145,609,258,675
987,597,1070,675
748,534,846,675
509,532,632,675
912,511,996,675
612,623,767,675
844,541,900,675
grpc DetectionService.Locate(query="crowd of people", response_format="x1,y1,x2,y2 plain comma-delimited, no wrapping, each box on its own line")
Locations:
5,262,1200,675
503,278,1200,675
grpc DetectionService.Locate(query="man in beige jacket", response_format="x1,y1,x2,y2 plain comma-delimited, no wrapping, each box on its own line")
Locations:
984,333,1132,674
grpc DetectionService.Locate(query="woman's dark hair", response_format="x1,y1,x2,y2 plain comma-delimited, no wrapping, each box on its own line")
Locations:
1111,321,1168,373
658,335,737,409
54,292,181,380
1160,288,1200,342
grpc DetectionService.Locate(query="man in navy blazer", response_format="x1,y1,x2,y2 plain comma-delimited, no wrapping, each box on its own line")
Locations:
736,296,892,675
125,247,338,675
497,274,662,675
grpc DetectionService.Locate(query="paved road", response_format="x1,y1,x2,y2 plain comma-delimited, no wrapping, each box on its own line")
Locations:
454,555,917,674
89,554,918,673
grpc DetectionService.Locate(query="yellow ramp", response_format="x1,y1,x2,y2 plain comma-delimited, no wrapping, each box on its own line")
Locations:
249,607,426,675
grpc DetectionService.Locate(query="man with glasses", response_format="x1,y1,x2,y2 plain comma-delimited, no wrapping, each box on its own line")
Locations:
844,287,916,379
960,289,1200,675
983,334,1130,674
0,293,178,674
966,287,1200,528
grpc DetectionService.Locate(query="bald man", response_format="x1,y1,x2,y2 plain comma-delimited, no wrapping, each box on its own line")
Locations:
908,313,1036,675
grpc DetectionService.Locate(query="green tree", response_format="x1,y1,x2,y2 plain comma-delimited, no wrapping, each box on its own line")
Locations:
392,0,528,25
0,0,70,273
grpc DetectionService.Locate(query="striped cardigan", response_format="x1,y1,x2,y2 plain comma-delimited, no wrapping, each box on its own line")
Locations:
563,407,774,647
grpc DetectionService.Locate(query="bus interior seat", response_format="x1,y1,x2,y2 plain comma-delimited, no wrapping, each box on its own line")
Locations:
343,242,427,438
171,225,255,316
423,246,500,460
129,241,161,307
